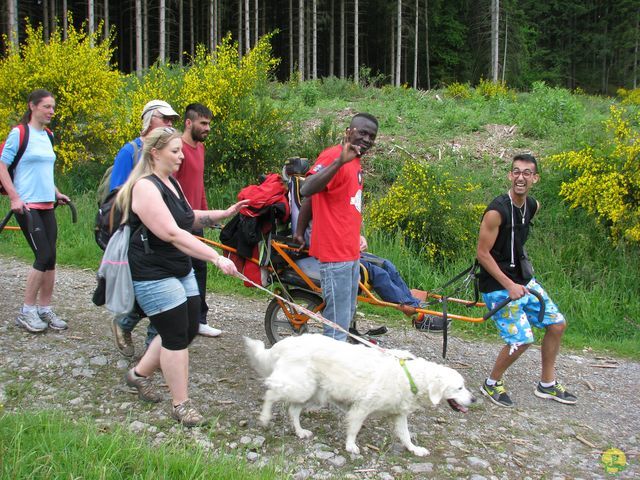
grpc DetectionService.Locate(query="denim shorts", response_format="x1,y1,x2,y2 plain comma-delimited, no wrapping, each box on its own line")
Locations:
132,270,199,317
482,279,565,346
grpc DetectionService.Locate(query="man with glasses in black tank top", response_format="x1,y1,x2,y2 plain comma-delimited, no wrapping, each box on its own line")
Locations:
477,153,577,408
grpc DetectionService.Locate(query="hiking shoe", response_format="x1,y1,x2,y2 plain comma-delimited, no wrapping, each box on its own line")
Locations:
171,399,208,427
124,369,163,403
198,323,222,337
481,380,514,407
111,317,134,357
534,382,577,405
15,310,48,333
39,310,68,330
413,313,448,333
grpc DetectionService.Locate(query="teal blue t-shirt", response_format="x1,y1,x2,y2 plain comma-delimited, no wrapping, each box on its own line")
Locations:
1,126,56,202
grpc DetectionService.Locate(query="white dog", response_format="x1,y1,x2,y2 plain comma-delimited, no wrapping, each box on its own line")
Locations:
244,334,475,456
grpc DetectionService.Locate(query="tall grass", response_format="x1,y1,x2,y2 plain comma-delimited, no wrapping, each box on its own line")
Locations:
0,410,278,479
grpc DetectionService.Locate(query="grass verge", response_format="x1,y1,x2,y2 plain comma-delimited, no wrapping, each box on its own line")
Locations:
0,410,278,480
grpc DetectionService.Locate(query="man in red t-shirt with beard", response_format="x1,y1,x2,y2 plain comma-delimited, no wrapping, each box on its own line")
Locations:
175,103,222,337
300,113,378,341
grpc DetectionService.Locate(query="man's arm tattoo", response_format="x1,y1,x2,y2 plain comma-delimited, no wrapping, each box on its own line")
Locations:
199,215,219,228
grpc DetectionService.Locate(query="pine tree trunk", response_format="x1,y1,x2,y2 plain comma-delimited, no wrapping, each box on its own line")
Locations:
390,13,395,83
62,0,68,40
299,0,305,79
502,10,508,83
340,0,345,78
425,0,430,89
135,0,142,75
255,0,259,46
289,0,294,75
8,0,18,49
209,0,214,52
214,0,218,50
178,0,183,65
159,0,166,62
396,0,402,86
238,0,243,58
413,0,418,89
329,0,335,77
312,0,317,79
491,0,499,82
142,0,148,68
244,0,250,53
354,0,359,84
634,8,639,89
44,0,50,40
306,4,310,79
104,0,109,39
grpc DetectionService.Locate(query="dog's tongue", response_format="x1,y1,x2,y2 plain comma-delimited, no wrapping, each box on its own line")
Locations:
447,399,468,414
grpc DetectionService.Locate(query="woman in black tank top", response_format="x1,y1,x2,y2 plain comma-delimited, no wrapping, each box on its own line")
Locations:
112,127,246,427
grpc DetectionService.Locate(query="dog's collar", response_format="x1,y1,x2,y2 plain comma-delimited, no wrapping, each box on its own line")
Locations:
399,358,418,395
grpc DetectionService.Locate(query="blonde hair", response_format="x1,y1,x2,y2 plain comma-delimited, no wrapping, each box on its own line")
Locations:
115,127,183,223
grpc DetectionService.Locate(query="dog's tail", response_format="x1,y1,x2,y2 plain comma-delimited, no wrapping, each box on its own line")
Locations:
243,337,275,378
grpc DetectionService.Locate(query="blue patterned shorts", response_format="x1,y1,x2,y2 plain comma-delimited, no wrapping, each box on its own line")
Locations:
482,279,565,346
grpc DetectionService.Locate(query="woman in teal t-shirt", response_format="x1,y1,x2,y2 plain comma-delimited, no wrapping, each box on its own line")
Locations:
0,89,70,333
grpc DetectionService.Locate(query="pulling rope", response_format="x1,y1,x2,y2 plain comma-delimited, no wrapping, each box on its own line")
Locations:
237,272,386,353
236,272,420,393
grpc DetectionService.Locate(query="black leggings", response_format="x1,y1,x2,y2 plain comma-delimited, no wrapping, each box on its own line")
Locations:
16,208,57,272
148,296,200,350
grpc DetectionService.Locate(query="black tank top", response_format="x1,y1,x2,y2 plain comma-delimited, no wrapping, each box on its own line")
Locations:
128,174,195,280
478,193,538,293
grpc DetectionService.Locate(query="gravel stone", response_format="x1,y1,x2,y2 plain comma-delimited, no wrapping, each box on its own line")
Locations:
0,256,638,479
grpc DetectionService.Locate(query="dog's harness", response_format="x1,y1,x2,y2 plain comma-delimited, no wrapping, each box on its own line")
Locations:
239,273,420,395
399,358,418,395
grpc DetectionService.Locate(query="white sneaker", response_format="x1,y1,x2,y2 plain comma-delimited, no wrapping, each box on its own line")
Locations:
39,310,68,330
198,324,222,337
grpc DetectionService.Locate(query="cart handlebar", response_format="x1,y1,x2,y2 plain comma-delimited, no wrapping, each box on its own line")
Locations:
482,288,545,323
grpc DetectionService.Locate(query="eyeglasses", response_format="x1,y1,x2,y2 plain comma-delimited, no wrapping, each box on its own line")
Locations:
511,168,535,178
152,113,175,123
151,127,177,147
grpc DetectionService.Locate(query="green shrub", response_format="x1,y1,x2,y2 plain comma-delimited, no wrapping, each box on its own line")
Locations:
475,78,515,100
0,19,122,170
367,158,484,261
179,34,289,176
291,116,342,161
517,81,583,137
547,104,640,243
297,80,321,107
445,81,472,99
617,87,640,105
318,76,361,100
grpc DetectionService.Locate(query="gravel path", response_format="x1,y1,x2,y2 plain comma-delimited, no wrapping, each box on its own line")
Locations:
0,255,638,479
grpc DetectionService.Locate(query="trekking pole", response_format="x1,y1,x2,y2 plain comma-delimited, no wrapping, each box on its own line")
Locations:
55,200,77,223
0,210,13,234
0,208,33,235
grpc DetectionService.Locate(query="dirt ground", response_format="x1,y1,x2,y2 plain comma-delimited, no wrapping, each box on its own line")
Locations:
0,255,638,479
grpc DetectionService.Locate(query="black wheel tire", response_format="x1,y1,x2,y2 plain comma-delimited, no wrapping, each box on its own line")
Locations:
264,290,324,345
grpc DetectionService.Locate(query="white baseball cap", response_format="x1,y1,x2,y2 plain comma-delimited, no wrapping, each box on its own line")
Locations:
140,100,179,135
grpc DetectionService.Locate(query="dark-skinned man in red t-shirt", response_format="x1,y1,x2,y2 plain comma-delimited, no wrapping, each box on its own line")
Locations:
299,113,378,341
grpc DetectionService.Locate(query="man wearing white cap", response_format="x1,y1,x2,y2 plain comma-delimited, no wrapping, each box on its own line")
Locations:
109,100,180,191
109,100,179,357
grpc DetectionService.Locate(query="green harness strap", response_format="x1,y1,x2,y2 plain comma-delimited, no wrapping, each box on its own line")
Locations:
399,359,418,395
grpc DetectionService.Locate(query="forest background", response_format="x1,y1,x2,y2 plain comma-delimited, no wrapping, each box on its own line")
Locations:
0,2,638,359
1,0,639,93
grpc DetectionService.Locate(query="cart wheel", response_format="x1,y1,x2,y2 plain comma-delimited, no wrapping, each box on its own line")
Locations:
264,290,324,345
